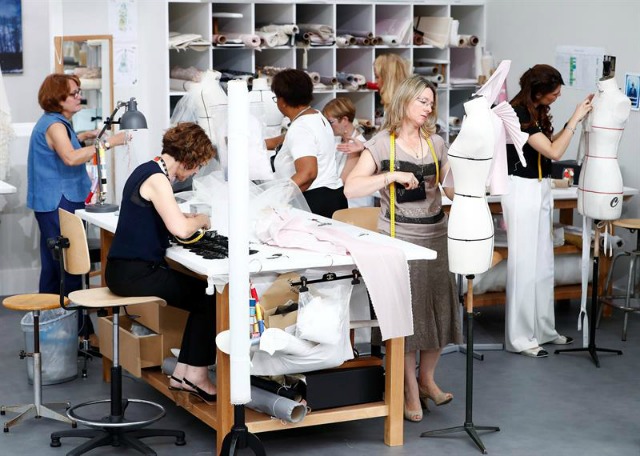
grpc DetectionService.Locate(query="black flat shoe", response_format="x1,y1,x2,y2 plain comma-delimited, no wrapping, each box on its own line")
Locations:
168,375,184,392
183,378,217,405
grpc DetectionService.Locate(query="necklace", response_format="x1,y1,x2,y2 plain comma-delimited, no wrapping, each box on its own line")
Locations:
291,105,312,123
153,156,170,181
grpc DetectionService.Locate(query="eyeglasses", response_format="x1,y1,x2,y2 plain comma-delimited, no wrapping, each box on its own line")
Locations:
327,118,337,125
69,89,82,99
272,96,278,103
416,97,434,108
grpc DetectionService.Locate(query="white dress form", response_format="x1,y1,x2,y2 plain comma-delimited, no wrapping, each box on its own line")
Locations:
577,76,631,220
447,96,495,275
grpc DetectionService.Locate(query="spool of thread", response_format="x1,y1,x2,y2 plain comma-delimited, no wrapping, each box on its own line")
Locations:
366,81,379,90
413,34,424,46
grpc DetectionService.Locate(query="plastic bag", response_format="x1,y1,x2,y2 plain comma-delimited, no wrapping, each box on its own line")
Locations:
295,284,344,345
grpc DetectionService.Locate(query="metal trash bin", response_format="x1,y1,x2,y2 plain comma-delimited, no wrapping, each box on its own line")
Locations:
21,308,78,385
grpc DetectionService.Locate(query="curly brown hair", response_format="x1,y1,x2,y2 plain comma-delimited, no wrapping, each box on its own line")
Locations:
510,64,564,138
38,73,81,113
162,122,216,170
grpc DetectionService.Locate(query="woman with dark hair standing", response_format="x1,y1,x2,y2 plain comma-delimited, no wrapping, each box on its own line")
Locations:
266,69,347,218
27,73,126,296
502,64,593,358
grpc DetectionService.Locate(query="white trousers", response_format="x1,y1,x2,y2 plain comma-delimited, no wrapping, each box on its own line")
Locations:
501,176,559,352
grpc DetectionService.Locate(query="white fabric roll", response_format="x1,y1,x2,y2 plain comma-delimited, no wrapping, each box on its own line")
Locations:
225,33,261,49
425,74,444,84
378,35,399,46
227,80,251,404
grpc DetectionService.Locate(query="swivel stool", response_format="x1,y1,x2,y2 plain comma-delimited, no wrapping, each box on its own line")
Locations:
1,293,76,432
597,218,640,340
49,209,185,455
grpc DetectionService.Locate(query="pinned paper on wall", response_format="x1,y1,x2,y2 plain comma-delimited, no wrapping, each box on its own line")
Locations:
108,0,138,42
109,0,138,86
555,45,605,91
114,44,138,86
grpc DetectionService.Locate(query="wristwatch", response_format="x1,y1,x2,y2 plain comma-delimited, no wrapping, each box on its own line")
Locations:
104,141,111,150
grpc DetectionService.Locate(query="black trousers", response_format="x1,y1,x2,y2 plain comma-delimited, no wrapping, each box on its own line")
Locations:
105,259,216,367
303,186,348,219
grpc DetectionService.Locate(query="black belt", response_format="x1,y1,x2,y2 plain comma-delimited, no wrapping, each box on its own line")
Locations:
385,209,445,225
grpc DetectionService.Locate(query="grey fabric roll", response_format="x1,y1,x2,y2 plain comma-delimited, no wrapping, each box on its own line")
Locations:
161,357,307,423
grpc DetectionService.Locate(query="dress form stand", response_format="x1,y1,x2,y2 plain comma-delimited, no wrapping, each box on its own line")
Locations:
555,223,623,367
421,275,500,454
558,56,628,367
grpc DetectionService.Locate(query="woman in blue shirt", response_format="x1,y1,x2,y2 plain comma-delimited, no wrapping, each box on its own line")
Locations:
27,73,126,295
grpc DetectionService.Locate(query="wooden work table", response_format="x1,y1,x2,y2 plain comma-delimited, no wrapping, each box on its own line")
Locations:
76,208,436,454
443,186,639,307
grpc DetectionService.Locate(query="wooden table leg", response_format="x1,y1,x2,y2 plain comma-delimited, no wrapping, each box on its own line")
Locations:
384,336,404,446
216,286,233,454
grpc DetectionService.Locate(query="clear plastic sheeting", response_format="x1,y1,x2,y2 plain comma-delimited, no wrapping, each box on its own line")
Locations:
188,172,310,240
21,308,78,385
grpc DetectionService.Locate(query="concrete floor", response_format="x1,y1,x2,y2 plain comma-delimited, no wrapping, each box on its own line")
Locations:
0,299,638,456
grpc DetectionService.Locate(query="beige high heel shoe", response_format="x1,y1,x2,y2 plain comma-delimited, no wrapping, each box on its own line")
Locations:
404,404,423,422
419,385,453,407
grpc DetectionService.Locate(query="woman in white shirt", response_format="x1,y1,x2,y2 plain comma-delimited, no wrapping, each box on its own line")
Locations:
322,97,374,208
266,69,347,218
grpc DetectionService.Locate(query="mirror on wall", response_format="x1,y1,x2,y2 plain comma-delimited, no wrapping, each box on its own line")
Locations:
54,35,113,133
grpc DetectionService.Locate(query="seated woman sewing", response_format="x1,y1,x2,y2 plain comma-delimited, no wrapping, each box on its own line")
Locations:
105,122,218,403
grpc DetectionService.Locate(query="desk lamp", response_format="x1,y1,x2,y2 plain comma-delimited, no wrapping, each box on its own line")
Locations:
85,97,147,213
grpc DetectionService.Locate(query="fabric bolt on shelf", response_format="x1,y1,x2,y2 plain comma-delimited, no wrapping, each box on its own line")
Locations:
457,34,480,47
414,16,452,49
224,33,261,49
170,65,204,82
378,35,399,46
336,29,373,39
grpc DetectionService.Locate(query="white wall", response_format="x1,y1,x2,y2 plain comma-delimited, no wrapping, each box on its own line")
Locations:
1,0,166,294
487,0,640,230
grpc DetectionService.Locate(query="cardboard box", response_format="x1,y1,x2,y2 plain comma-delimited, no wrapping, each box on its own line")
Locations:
260,272,300,330
98,302,188,377
302,366,385,411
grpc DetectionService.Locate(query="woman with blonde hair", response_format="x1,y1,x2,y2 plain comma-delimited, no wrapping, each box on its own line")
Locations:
322,97,373,207
374,53,411,112
345,75,460,422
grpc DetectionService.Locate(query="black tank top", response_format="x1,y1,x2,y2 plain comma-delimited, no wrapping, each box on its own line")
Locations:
108,161,170,262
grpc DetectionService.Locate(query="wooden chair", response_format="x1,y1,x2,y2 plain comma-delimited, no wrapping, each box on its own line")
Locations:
1,294,76,432
332,207,381,358
48,209,186,455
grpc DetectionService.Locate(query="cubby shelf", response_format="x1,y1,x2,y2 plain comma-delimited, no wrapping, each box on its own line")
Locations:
165,1,486,142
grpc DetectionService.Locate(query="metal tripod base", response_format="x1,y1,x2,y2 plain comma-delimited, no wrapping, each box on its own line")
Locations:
421,422,500,454
554,345,622,368
423,278,499,454
220,405,266,456
555,236,623,368
2,402,74,432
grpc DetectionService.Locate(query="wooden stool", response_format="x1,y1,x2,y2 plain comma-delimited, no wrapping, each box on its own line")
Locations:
50,208,185,455
1,293,76,432
598,218,640,341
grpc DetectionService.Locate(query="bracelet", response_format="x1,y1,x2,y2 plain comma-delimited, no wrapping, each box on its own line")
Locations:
565,125,575,134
